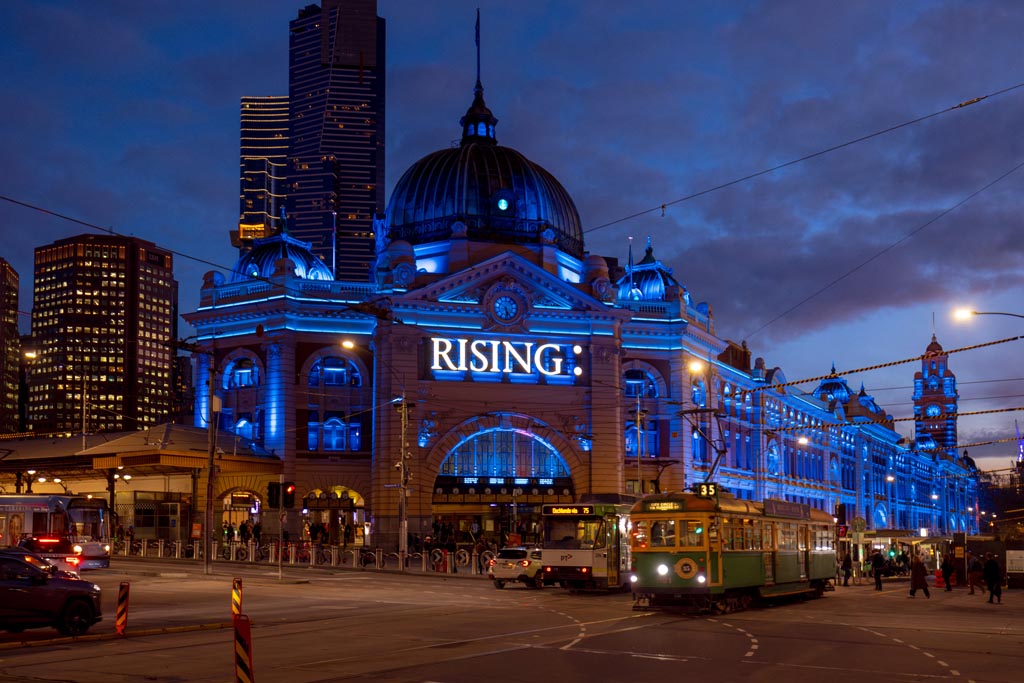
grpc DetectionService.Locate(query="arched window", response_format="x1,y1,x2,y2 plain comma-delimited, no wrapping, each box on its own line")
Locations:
623,369,658,398
438,428,569,478
308,357,362,388
691,379,706,407
225,358,258,388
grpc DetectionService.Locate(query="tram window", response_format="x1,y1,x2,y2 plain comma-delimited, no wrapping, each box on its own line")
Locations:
631,520,649,549
778,523,798,550
762,522,775,550
678,520,705,548
651,520,675,547
746,520,761,550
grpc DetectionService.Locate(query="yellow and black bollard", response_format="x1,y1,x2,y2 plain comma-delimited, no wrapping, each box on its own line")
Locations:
231,577,243,617
233,613,255,683
115,581,130,636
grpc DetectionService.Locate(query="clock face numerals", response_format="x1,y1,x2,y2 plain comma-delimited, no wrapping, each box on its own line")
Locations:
493,295,518,321
925,404,941,417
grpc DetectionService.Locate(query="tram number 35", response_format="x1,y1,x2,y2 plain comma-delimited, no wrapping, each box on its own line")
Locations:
694,482,719,498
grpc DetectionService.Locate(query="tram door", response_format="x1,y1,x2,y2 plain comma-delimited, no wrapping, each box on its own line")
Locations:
604,514,619,587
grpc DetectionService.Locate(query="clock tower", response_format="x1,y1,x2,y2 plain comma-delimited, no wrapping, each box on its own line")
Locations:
913,334,959,457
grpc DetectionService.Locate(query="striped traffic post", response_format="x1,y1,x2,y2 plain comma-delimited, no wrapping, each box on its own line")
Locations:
233,613,255,683
115,582,130,636
231,577,243,617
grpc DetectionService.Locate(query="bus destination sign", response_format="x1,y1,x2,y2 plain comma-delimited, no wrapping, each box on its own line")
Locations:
542,504,594,516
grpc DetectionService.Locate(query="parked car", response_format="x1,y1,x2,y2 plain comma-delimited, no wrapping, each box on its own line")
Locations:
487,546,545,589
0,549,103,636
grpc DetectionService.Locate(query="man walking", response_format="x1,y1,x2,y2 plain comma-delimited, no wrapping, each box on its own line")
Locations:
872,550,885,591
983,553,1003,604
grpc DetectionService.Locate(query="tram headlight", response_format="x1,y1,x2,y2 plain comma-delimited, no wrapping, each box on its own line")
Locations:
657,564,669,576
696,573,707,584
630,574,638,583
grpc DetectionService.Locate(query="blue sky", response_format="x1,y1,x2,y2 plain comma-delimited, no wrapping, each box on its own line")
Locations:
2,1,1023,472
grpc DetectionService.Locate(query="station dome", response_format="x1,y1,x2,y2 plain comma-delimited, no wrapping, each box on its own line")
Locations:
230,232,334,283
384,79,583,259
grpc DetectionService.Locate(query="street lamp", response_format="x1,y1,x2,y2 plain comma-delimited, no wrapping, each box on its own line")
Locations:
954,308,1024,321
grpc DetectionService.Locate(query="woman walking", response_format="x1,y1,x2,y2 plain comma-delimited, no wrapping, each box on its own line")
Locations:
909,555,930,598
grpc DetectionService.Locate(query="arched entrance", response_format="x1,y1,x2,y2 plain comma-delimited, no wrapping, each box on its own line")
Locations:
429,413,577,548
302,487,367,546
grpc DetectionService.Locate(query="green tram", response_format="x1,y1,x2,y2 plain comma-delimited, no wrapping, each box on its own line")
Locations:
630,486,836,612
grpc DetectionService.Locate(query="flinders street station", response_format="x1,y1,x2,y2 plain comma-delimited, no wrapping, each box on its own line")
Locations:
160,72,978,551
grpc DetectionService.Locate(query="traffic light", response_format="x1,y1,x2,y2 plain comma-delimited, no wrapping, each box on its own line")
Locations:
283,481,296,509
267,482,280,508
835,503,847,525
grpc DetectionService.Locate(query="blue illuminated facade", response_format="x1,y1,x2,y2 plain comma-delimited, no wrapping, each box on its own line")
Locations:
184,62,978,549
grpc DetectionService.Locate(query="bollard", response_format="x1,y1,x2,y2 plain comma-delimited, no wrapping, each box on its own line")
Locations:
231,577,243,617
174,540,182,559
141,539,148,556
115,582,130,636
288,543,296,565
375,548,382,569
233,613,255,683
248,541,255,564
157,539,165,558
330,546,338,567
309,545,316,567
211,540,219,562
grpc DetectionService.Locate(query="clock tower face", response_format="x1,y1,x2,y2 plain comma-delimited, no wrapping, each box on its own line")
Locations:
925,404,941,418
493,295,519,321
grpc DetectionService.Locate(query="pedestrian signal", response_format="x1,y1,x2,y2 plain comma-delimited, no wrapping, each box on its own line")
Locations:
837,524,848,537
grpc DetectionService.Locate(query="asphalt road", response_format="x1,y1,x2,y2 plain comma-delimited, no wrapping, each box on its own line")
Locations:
1,559,1020,683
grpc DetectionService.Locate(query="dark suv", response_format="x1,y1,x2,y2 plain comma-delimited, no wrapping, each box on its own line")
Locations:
0,550,103,636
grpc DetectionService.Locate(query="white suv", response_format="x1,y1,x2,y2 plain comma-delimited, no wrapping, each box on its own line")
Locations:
488,546,545,589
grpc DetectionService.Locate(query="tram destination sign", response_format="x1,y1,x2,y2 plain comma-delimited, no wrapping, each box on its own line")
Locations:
542,504,594,516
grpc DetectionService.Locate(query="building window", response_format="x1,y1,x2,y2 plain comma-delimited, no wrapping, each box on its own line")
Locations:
439,428,569,478
308,356,362,387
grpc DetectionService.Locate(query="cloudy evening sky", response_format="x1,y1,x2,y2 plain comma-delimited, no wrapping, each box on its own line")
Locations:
2,1,1023,472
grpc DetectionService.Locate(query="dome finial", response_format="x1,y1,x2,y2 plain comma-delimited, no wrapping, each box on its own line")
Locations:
475,8,482,95
460,9,498,145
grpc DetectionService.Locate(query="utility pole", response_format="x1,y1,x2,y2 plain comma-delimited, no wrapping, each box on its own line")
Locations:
396,396,414,571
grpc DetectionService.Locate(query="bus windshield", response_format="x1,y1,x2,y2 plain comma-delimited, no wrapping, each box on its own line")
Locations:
543,517,607,549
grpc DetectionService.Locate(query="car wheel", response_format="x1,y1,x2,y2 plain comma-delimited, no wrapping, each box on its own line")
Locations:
532,572,544,589
56,599,95,636
494,580,505,589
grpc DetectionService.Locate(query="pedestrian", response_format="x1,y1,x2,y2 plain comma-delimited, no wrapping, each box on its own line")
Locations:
871,550,885,590
253,521,262,545
941,554,954,591
967,552,985,595
983,552,1002,604
909,555,930,598
842,553,853,587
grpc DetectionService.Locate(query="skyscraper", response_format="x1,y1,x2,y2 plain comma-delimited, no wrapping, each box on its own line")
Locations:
287,0,385,281
27,234,178,435
0,258,19,433
232,95,290,253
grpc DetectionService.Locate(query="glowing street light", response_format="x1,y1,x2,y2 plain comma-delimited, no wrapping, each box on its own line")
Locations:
954,308,1024,321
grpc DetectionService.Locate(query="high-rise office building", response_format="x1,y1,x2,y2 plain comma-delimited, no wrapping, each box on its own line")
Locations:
27,234,178,435
0,258,19,433
232,96,290,253
287,0,385,281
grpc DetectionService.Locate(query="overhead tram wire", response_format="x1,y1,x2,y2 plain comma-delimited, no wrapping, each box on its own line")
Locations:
751,334,1024,395
0,194,397,323
741,155,1024,339
581,82,1024,237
